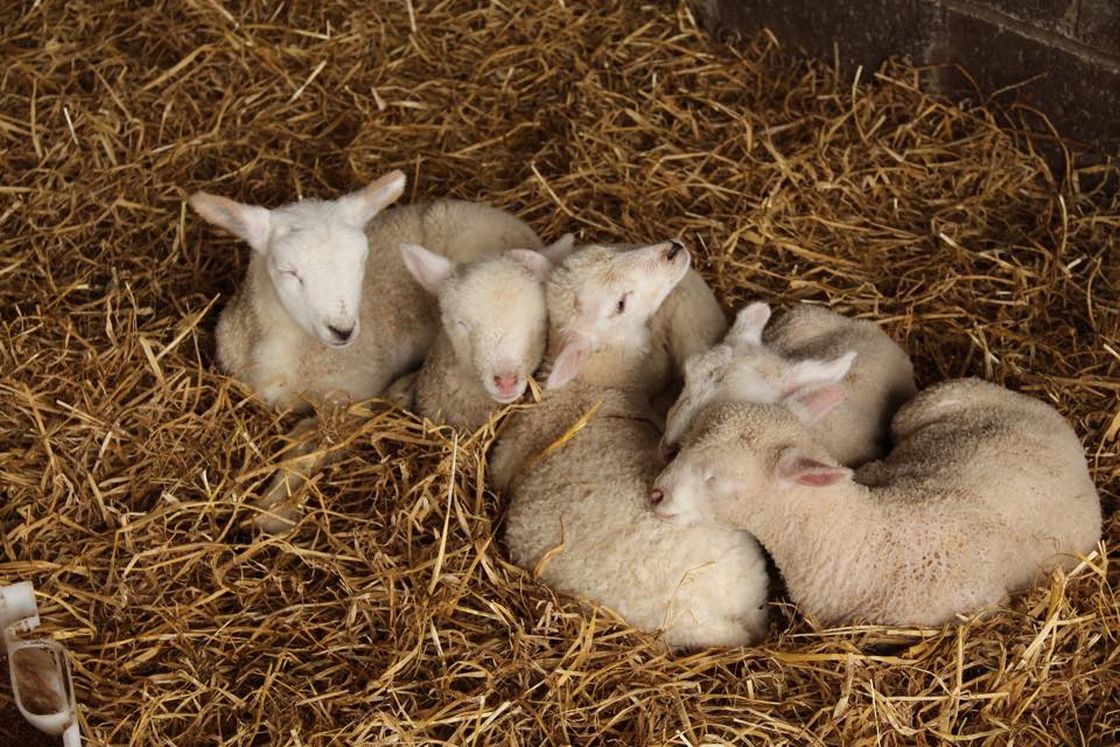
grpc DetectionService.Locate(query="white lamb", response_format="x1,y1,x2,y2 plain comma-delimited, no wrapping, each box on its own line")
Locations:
662,301,917,466
190,171,543,530
391,236,575,430
189,170,543,410
649,377,1103,627
492,240,770,649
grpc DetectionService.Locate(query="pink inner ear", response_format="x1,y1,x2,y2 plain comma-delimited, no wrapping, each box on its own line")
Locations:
545,336,589,389
779,451,849,487
796,469,847,487
347,169,406,224
189,193,272,252
400,243,453,293
786,383,845,423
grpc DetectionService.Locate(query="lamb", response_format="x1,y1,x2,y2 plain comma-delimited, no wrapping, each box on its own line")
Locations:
649,377,1103,627
491,240,770,649
390,235,575,430
190,170,544,410
190,171,544,530
662,301,917,466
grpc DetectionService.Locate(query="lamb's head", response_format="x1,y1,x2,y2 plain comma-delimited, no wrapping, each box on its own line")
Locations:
649,382,852,528
190,170,407,348
661,301,857,458
544,239,691,389
401,243,563,403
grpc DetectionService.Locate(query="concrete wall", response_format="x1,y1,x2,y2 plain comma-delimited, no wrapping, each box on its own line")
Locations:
702,0,1120,159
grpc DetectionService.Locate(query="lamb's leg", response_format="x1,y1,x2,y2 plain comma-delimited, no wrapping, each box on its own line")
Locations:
383,369,419,410
255,416,330,533
256,381,415,532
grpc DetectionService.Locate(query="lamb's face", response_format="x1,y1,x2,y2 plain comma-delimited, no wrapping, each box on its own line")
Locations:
189,170,406,349
441,253,550,403
650,404,780,527
661,344,855,456
651,400,852,528
662,344,781,453
265,205,370,348
544,240,690,388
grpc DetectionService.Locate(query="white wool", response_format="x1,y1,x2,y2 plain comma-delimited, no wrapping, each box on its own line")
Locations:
493,241,770,649
663,301,916,466
191,173,543,531
395,237,575,430
652,378,1102,627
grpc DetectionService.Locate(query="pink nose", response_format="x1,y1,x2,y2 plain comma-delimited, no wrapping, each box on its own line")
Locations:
493,374,519,394
649,488,665,506
659,442,679,462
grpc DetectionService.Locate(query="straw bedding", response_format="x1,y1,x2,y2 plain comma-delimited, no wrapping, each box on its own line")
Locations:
2,0,1118,744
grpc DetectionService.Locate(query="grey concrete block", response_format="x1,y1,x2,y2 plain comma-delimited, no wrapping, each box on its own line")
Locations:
703,0,1120,158
942,6,1120,153
1078,0,1120,54
702,0,943,70
964,0,1079,37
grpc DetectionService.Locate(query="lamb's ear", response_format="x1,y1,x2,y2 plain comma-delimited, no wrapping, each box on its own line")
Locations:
507,249,553,281
539,233,577,265
782,382,845,424
786,351,857,391
776,447,851,487
400,243,454,294
545,333,592,389
726,302,771,349
338,169,407,226
189,192,272,253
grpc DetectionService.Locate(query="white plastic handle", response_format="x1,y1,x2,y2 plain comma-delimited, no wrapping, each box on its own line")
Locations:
0,581,39,634
1,582,82,746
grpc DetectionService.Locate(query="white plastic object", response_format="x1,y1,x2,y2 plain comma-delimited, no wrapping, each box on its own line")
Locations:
1,582,81,747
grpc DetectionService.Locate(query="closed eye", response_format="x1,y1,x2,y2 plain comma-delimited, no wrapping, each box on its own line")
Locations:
280,268,304,285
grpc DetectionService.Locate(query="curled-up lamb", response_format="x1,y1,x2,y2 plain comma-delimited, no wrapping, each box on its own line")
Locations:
650,377,1102,627
662,301,916,466
391,235,575,430
492,240,770,649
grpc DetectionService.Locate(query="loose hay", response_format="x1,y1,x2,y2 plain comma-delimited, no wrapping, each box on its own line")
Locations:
1,0,1118,744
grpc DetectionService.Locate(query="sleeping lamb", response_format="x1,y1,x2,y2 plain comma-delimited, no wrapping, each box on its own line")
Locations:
650,377,1102,627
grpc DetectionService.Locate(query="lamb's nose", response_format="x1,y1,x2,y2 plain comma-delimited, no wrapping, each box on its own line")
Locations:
649,488,665,506
494,374,519,392
328,324,354,343
666,239,685,261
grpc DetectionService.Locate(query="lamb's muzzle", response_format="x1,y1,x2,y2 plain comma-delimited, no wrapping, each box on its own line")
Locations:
326,323,355,345
491,373,524,401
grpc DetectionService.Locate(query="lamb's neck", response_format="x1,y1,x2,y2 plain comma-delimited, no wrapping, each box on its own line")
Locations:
426,332,473,384
415,331,498,429
737,482,879,623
